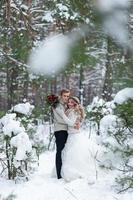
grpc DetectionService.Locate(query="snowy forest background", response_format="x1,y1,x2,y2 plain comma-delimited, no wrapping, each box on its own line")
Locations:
0,0,133,200
0,0,132,112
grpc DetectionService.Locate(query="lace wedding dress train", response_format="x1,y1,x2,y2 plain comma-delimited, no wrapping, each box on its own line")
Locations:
61,132,96,182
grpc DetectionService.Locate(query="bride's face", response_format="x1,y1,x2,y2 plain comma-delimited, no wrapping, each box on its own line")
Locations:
68,99,77,108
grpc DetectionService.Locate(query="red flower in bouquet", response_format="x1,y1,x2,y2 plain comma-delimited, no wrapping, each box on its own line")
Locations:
46,94,59,108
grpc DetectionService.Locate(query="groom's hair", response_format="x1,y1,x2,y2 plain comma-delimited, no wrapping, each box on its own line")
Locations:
60,89,70,96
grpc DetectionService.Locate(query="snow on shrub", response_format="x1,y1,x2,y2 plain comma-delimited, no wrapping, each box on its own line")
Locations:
2,118,25,137
98,88,133,192
100,114,123,136
0,112,32,161
0,102,38,181
114,87,133,105
10,132,32,161
86,96,115,135
11,102,34,115
98,114,125,168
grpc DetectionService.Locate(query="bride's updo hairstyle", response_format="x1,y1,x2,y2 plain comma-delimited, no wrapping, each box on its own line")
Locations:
68,96,85,121
69,96,80,105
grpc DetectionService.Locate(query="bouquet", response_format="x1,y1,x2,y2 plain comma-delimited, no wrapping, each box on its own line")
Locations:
46,94,59,108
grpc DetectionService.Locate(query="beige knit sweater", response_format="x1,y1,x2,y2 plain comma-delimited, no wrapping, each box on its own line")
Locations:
53,100,75,132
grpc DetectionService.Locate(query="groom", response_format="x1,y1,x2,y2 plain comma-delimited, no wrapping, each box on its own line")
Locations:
53,89,79,179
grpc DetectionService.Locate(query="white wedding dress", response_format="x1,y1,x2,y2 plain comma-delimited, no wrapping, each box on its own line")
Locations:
61,109,96,182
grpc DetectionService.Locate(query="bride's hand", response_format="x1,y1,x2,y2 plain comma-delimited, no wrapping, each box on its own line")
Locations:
74,121,80,129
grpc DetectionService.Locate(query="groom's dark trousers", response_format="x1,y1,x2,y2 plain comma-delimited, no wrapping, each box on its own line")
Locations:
54,130,68,179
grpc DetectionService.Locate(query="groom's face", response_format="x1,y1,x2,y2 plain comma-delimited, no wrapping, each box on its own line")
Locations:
61,92,70,104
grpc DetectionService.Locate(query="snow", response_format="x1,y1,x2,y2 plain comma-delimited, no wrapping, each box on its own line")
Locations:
103,12,129,46
100,114,124,142
3,120,24,137
20,4,29,11
28,25,87,76
0,113,25,137
11,132,32,161
99,114,128,169
97,0,130,12
99,114,123,149
57,4,68,12
42,3,78,23
42,11,54,22
12,102,34,115
28,34,73,76
0,110,32,161
87,96,105,112
56,3,78,20
10,0,19,10
0,113,16,126
0,150,132,200
56,3,70,19
96,0,132,48
100,114,122,134
126,137,133,149
114,88,133,104
86,96,114,116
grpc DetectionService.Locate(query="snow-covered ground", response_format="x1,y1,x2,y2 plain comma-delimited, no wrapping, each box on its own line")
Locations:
0,149,132,200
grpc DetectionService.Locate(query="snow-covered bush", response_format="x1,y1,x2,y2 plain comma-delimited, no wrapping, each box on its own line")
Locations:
99,114,125,168
0,102,45,181
0,112,31,180
13,102,47,157
86,88,133,192
99,88,133,192
86,96,115,135
113,98,133,192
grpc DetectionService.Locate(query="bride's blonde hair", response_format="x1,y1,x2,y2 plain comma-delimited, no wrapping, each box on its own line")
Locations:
68,96,85,121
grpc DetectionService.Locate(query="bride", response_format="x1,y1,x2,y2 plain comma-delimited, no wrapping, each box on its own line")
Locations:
59,96,96,182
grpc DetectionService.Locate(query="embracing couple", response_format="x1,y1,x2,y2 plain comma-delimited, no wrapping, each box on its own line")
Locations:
52,89,95,182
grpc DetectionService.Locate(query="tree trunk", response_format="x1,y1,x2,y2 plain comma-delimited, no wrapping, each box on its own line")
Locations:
5,0,11,25
5,137,11,179
79,65,84,105
102,38,113,101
